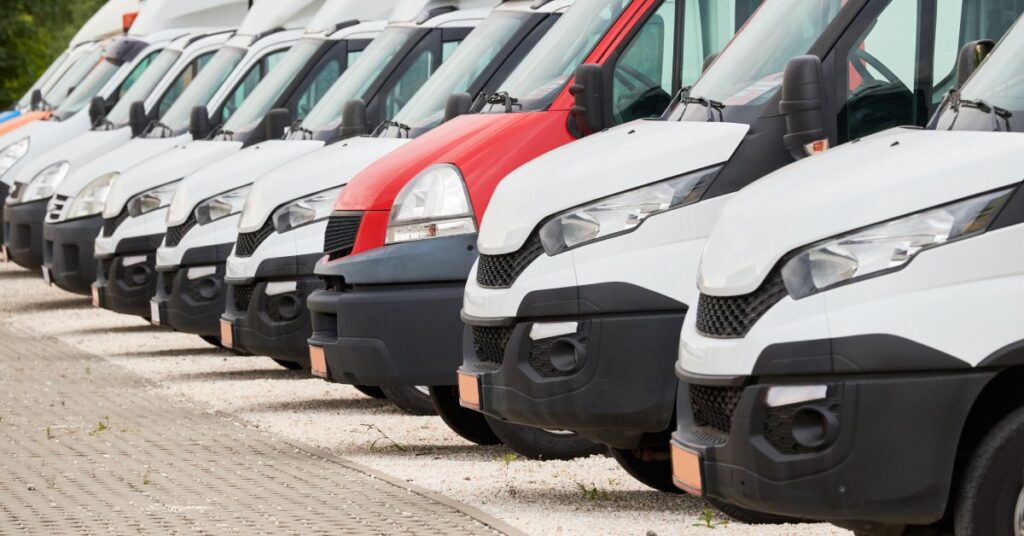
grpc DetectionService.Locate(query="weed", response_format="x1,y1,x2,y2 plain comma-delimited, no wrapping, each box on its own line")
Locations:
88,417,110,437
498,452,518,467
85,366,91,375
692,509,729,529
142,469,151,486
607,477,619,487
362,423,406,452
575,481,611,501
44,474,57,489
46,426,53,440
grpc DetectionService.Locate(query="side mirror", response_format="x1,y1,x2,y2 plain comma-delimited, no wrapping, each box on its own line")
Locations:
444,92,472,123
780,55,830,160
568,63,607,137
89,97,108,128
30,89,44,111
702,52,720,73
129,101,147,136
189,106,212,139
338,99,367,139
956,39,995,88
264,108,291,140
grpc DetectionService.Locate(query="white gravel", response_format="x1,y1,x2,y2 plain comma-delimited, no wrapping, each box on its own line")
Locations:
0,263,851,536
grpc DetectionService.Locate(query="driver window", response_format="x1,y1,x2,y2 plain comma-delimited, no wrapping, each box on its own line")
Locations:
294,59,340,120
610,0,676,125
116,52,159,100
383,48,437,120
220,49,287,124
842,1,920,141
156,52,214,118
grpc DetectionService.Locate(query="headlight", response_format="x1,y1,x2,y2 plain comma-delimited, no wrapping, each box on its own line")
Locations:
272,186,342,233
22,161,70,202
63,172,118,220
385,164,476,244
194,185,251,225
781,187,1015,299
538,166,719,255
0,138,29,178
128,180,180,217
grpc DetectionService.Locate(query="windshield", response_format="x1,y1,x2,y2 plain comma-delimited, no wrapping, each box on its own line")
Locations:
299,27,420,136
146,46,246,138
105,48,182,127
221,38,324,135
17,52,68,110
487,0,629,112
388,11,534,133
44,47,103,110
937,22,1024,131
54,59,121,118
673,0,842,118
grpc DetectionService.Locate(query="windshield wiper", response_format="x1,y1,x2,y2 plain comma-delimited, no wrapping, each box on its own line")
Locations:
377,119,411,138
214,128,234,141
960,97,1012,132
683,94,725,122
290,120,314,140
147,121,173,138
486,92,521,113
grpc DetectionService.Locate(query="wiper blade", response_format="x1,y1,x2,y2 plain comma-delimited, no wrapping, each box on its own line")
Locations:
148,121,173,138
960,97,1013,132
486,91,520,113
377,119,411,138
214,129,234,141
290,120,314,140
683,94,725,122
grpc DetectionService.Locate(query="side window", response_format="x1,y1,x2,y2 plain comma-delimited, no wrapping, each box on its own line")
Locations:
220,49,287,124
156,52,214,118
382,49,436,120
933,0,1024,105
295,59,340,120
610,0,676,125
442,40,460,61
842,1,919,141
116,51,159,100
348,50,363,66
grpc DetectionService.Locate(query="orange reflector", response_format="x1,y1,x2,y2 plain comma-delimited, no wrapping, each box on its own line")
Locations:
671,441,704,496
457,371,480,410
219,320,233,349
804,138,830,156
91,285,100,308
122,12,139,33
309,345,328,378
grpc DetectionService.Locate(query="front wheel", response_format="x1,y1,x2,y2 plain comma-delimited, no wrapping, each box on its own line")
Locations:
706,498,804,525
271,358,304,370
610,447,681,493
429,385,500,445
380,385,437,416
484,416,605,460
352,385,386,399
954,405,1024,536
200,335,222,348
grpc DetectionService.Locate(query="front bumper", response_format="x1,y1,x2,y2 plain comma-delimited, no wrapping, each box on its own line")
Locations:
671,368,995,524
308,234,477,386
154,243,233,336
42,215,101,295
3,199,47,271
221,253,322,364
93,234,163,318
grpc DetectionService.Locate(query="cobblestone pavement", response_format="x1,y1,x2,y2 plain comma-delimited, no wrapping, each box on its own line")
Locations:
0,321,518,535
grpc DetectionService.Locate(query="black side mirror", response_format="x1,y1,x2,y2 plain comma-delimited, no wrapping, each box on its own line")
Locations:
89,97,108,128
129,101,147,136
702,52,720,73
444,92,472,123
568,64,607,138
264,108,291,140
956,39,995,88
780,55,830,160
190,106,212,139
338,99,367,139
30,89,44,111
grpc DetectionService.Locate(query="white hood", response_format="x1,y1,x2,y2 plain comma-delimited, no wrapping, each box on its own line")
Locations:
128,0,248,37
104,140,243,218
237,0,326,36
71,0,142,46
239,137,409,231
478,120,749,254
699,128,1024,295
54,133,187,198
4,114,91,188
34,128,132,196
165,140,324,226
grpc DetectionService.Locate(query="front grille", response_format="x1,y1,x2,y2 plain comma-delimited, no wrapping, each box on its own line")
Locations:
232,284,254,312
695,270,787,338
46,195,68,223
323,213,361,260
165,214,197,247
690,384,744,434
103,208,129,237
235,219,275,257
472,325,513,364
161,268,178,296
476,233,544,288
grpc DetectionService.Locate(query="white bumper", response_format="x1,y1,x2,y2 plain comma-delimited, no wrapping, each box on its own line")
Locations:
94,207,167,257
226,218,327,280
156,213,239,269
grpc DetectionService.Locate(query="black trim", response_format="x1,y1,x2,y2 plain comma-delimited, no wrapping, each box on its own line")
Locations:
94,250,159,318
978,339,1024,367
516,282,685,318
751,334,972,376
990,181,1024,230
317,233,477,285
2,199,47,271
179,243,234,266
42,216,103,295
222,274,323,363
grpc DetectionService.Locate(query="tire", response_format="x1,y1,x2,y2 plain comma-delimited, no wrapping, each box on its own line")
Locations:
610,447,682,493
484,416,606,460
706,498,804,525
954,405,1024,536
272,358,304,370
200,335,223,348
380,385,437,416
428,386,500,445
352,385,386,399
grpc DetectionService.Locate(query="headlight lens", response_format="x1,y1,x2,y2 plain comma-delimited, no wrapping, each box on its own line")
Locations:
22,161,70,202
0,138,29,178
272,186,342,233
195,185,251,225
63,172,118,220
539,166,719,255
128,180,181,217
385,164,476,244
781,187,1014,299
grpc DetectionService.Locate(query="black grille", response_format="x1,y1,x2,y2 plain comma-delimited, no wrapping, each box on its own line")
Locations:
235,219,275,257
476,233,544,288
690,384,744,434
232,284,254,312
160,268,178,296
472,325,513,364
695,270,788,338
323,213,361,260
103,208,130,237
165,214,197,247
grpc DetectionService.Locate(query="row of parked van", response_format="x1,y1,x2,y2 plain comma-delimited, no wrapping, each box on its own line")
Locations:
3,0,1023,533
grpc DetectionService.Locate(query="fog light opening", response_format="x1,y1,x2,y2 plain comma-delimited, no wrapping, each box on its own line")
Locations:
790,406,839,449
196,277,219,300
128,264,149,286
271,294,301,321
549,338,584,373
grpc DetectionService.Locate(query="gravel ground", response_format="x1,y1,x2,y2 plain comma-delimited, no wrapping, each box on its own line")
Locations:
0,263,850,536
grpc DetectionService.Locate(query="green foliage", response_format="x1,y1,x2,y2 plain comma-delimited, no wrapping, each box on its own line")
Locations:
0,0,107,109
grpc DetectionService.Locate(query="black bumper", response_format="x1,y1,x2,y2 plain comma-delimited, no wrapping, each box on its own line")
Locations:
460,284,685,449
94,234,163,318
221,253,322,364
672,366,996,524
42,215,102,295
307,235,477,386
3,198,47,271
154,243,233,337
